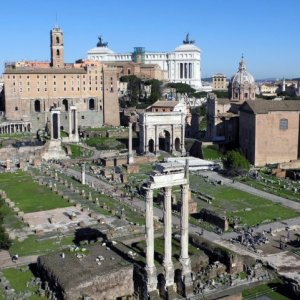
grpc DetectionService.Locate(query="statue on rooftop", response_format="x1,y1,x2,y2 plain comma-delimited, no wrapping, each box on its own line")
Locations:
97,36,108,47
183,33,195,44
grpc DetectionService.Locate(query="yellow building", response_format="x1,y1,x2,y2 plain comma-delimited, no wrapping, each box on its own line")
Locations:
3,27,120,133
212,73,227,90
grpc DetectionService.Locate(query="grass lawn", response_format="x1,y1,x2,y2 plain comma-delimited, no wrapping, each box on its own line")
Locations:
242,280,292,300
69,144,93,158
3,267,46,299
202,145,223,160
0,172,70,213
86,136,126,150
190,175,299,227
9,234,74,257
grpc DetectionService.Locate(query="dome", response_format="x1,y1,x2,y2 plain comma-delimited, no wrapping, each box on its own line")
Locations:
232,57,255,86
175,43,200,52
88,46,114,55
175,34,201,52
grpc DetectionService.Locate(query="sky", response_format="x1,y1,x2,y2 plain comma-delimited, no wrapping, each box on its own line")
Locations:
0,0,299,79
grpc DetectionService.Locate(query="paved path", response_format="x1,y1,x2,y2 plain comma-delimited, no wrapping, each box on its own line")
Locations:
0,253,38,270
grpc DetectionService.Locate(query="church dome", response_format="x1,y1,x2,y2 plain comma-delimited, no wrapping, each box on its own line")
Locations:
232,57,255,86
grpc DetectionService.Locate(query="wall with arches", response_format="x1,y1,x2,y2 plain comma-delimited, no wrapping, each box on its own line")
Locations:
139,112,186,155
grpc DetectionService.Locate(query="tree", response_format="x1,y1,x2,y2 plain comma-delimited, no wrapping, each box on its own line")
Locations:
120,75,141,106
222,150,250,176
167,82,195,95
148,79,162,104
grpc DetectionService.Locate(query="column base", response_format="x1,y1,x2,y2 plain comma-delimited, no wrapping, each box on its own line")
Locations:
166,285,180,299
145,266,158,292
148,290,160,300
182,273,193,298
163,262,175,287
179,256,191,276
179,257,193,297
128,154,134,164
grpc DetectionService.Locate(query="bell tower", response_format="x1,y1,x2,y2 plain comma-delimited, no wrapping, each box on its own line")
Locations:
50,27,64,68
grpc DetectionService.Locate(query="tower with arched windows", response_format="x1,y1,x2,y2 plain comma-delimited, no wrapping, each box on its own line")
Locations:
50,26,64,68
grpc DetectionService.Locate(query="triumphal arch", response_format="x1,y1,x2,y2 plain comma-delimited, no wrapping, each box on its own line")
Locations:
144,161,193,298
139,112,186,155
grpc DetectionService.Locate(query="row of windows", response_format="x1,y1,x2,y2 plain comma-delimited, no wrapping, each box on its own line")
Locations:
13,86,101,93
7,74,102,80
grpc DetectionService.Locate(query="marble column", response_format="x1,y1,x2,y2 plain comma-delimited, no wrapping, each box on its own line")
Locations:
128,122,134,164
68,107,73,140
163,186,174,287
180,160,193,296
145,188,157,292
50,109,61,140
74,107,79,141
155,125,159,154
81,163,86,185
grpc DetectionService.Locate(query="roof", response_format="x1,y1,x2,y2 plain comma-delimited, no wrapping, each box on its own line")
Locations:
38,243,132,291
150,100,179,108
240,100,300,114
5,67,86,74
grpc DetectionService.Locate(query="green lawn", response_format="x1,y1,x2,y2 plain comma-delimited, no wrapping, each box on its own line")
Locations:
69,144,93,158
202,145,223,160
9,234,74,257
0,172,70,213
85,136,126,150
242,280,291,300
190,175,299,227
3,267,46,299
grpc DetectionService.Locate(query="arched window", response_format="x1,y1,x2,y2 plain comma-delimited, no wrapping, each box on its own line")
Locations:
56,49,60,56
279,118,288,130
62,99,68,111
56,36,60,44
89,98,95,110
34,100,41,112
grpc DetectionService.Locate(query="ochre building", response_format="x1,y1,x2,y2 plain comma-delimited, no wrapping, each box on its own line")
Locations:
3,27,120,133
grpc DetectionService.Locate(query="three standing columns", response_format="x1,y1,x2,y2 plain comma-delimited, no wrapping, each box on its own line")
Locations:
145,184,192,295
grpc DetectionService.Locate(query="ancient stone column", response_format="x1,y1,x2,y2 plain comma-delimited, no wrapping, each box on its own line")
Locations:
81,163,86,185
68,108,73,140
179,158,193,296
163,186,174,287
50,109,61,140
74,107,79,142
128,122,134,164
145,188,157,292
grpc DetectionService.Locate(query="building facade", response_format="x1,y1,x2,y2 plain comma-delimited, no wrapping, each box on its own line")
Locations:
3,27,120,133
87,35,203,90
239,100,300,167
212,73,227,90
